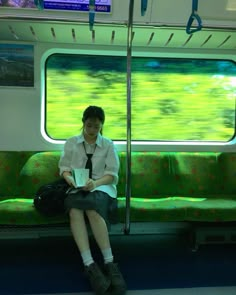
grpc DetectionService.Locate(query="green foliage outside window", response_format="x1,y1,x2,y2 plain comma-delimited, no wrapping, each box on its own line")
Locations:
46,54,236,141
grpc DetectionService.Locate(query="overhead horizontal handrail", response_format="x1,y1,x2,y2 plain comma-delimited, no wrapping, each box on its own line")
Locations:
186,0,202,34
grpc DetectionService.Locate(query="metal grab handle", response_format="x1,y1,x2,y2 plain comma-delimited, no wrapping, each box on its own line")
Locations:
186,0,202,34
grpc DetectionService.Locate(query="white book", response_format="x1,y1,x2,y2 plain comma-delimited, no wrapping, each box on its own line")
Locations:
66,168,89,188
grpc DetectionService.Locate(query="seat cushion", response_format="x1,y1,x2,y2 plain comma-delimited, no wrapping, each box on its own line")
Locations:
119,195,236,222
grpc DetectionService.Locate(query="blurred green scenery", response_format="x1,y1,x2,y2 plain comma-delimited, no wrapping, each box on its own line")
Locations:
46,54,236,141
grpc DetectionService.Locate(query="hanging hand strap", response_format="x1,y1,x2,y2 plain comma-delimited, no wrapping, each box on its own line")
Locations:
141,0,148,16
34,0,44,10
89,0,95,31
186,0,202,34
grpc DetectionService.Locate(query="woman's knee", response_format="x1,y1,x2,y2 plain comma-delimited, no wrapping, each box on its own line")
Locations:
86,210,102,222
69,208,84,221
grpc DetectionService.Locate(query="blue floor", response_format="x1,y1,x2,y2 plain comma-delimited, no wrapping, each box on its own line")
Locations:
0,233,236,294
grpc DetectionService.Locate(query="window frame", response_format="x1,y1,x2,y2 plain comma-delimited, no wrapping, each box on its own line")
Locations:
41,47,236,151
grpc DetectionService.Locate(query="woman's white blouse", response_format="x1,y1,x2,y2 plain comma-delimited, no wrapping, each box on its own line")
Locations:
59,133,120,198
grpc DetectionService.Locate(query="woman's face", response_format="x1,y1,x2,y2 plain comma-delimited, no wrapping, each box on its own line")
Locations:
83,118,102,141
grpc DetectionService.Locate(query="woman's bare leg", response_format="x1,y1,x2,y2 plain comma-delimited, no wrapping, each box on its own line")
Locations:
69,208,90,253
86,210,111,250
69,208,95,265
86,210,127,295
69,208,111,294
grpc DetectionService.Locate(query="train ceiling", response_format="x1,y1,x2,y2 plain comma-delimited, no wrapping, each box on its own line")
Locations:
0,20,236,51
0,0,235,51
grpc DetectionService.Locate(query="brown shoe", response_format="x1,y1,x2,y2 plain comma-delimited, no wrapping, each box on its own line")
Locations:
85,262,111,295
104,262,127,295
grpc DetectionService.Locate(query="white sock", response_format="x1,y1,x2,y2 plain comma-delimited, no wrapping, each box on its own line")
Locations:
81,250,94,266
102,248,114,264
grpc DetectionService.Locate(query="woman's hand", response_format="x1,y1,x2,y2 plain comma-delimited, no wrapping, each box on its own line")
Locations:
84,179,97,191
83,175,114,191
62,171,73,186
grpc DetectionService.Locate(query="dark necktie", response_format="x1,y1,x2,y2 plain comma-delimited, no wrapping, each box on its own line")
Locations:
85,153,93,179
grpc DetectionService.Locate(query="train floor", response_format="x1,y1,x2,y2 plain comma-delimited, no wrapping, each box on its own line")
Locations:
0,232,236,295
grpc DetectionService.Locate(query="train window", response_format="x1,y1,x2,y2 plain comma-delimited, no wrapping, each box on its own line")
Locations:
45,54,236,142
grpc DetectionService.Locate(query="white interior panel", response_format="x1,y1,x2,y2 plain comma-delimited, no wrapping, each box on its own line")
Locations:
0,0,236,152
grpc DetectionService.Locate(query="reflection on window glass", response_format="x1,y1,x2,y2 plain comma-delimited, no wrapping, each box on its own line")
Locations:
46,54,236,141
0,0,36,8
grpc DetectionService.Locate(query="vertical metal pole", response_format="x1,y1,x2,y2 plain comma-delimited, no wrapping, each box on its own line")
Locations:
124,0,134,235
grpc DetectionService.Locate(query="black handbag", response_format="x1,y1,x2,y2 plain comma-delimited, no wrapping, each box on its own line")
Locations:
34,179,69,217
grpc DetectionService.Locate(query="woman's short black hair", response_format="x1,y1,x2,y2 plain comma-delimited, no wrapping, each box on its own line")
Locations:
82,106,105,124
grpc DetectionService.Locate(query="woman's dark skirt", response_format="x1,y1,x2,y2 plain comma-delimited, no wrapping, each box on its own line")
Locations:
64,190,118,228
